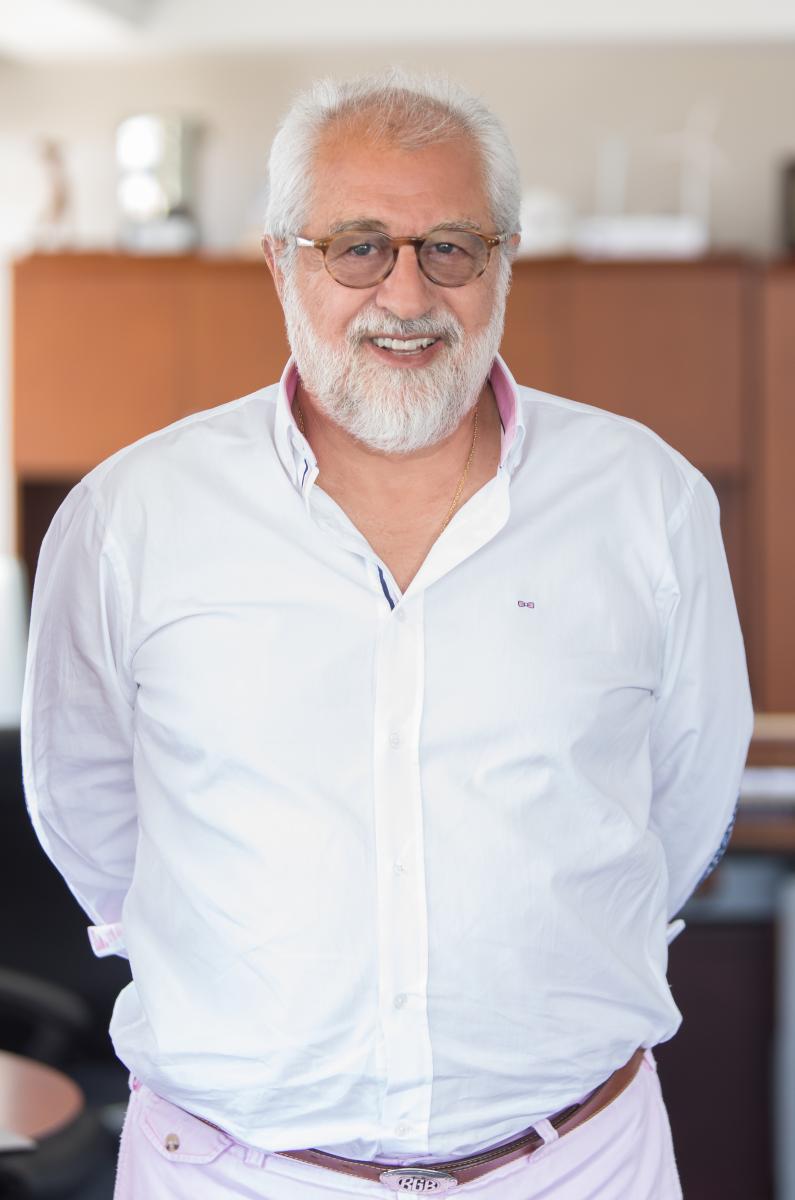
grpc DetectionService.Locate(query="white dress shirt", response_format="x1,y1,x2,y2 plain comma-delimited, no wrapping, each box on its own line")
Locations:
22,355,753,1161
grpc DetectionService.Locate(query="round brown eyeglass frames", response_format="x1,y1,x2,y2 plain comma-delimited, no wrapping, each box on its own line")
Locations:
293,228,509,289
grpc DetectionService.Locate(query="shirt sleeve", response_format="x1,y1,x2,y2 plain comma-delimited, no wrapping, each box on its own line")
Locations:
21,481,138,930
649,474,754,919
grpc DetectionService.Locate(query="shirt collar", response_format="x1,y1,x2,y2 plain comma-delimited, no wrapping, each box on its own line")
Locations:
489,354,526,472
273,358,312,489
273,353,526,493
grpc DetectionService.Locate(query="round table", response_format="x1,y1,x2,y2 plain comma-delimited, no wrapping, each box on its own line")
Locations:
0,1050,84,1141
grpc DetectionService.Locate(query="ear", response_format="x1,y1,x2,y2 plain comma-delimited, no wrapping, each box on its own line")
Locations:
261,235,286,302
507,232,521,258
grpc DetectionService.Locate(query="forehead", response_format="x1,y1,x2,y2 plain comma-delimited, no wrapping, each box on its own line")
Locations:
307,130,491,235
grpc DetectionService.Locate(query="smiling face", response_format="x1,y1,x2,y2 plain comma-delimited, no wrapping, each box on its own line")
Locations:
272,126,512,454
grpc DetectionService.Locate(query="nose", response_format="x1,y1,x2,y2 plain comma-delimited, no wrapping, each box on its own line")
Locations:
372,243,436,320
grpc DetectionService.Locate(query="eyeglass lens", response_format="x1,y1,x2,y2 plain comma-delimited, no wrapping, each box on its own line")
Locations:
324,230,490,288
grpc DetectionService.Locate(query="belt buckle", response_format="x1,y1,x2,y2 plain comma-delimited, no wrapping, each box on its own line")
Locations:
379,1168,458,1193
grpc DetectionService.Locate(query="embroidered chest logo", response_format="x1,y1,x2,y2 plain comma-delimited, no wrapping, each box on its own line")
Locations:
517,600,535,608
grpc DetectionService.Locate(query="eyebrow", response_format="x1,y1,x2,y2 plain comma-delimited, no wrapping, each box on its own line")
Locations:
326,217,484,235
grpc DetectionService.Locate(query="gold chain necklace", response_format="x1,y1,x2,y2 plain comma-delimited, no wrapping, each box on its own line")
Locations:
293,402,479,536
439,405,479,532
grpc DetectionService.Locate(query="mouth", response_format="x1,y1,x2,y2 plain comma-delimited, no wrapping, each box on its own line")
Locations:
366,335,442,365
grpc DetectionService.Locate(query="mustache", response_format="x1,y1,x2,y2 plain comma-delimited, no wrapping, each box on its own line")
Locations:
346,307,463,347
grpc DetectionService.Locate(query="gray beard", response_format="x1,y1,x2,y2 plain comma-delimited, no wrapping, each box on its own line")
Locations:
281,262,510,455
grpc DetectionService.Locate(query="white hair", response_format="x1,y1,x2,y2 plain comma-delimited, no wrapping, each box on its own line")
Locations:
264,68,521,263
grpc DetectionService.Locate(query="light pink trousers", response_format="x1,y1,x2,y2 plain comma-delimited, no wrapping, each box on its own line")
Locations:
113,1051,683,1199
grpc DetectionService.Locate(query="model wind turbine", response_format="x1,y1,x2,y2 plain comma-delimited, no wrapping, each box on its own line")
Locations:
575,101,726,259
655,99,728,235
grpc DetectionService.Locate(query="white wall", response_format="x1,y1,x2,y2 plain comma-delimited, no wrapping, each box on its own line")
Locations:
9,0,795,57
1,42,794,552
146,0,795,45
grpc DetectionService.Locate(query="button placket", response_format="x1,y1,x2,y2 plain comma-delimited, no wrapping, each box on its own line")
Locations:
371,596,432,1152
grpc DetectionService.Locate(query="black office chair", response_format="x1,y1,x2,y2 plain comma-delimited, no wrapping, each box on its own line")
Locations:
0,970,110,1198
0,729,131,1198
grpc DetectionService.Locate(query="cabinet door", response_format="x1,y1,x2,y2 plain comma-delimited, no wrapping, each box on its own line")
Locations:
500,262,571,396
14,255,184,477
567,262,748,474
180,260,288,417
760,267,795,709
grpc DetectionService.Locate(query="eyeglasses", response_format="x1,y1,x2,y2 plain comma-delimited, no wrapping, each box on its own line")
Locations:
293,227,509,289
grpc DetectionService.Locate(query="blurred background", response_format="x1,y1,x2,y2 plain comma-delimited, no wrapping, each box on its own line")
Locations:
0,1,794,1197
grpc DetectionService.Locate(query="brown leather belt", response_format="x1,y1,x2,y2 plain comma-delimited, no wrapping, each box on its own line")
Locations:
278,1047,646,1192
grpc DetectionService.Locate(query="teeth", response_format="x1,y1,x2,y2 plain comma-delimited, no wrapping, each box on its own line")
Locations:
372,337,437,351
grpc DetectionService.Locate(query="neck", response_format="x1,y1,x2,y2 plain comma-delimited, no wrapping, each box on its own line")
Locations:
294,378,499,507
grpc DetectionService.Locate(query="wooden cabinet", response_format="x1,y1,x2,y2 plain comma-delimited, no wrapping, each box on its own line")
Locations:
13,253,751,477
497,258,750,474
14,251,792,705
566,262,749,474
498,261,571,396
178,259,288,419
15,256,183,476
500,259,751,471
13,254,286,477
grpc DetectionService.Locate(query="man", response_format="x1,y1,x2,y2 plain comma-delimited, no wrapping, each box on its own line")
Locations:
22,71,752,1199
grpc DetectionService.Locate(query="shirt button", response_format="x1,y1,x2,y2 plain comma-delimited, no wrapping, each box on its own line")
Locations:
396,1123,411,1137
389,732,401,749
393,993,407,1009
395,608,407,623
393,861,406,875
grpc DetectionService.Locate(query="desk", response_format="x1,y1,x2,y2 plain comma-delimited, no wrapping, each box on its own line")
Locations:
0,1050,83,1143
